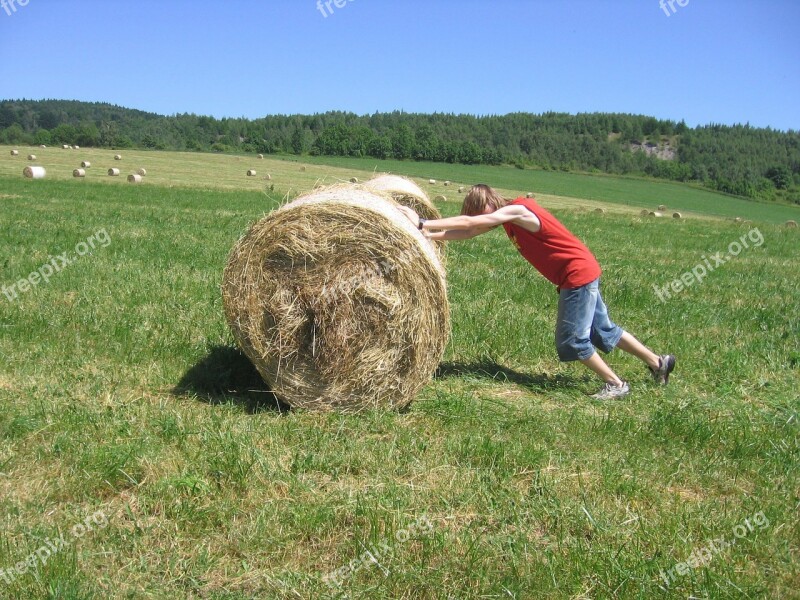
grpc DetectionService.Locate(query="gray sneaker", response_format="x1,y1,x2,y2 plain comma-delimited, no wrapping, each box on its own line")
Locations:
591,381,630,400
649,355,676,385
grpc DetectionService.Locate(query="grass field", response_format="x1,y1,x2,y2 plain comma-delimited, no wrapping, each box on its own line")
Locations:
0,147,798,599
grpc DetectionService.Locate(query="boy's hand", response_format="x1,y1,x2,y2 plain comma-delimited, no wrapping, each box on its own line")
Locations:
397,206,420,228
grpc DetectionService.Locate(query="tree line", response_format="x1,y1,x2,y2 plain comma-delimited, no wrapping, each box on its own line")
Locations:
1,99,798,203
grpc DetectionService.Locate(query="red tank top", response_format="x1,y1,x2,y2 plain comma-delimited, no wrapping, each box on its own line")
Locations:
502,198,601,289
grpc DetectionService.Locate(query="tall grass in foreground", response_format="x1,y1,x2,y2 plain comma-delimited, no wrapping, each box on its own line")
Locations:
0,176,797,599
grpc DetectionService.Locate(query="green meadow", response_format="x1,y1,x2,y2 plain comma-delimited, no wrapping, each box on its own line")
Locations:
0,146,798,599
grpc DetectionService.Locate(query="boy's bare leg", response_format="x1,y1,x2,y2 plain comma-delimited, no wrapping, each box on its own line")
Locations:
580,352,624,386
616,332,660,369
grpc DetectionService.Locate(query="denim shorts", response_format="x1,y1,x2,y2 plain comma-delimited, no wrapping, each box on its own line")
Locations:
555,279,624,362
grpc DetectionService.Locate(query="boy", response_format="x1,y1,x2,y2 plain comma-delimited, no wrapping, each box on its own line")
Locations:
398,184,675,399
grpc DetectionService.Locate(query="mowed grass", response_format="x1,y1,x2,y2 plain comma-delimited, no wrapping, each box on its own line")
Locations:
0,151,798,599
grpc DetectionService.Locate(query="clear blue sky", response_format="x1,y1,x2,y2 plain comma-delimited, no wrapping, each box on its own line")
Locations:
1,0,798,130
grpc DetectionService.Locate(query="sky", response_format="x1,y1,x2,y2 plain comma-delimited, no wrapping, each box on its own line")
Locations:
0,0,798,130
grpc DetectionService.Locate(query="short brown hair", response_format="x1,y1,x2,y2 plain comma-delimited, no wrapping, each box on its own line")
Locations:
461,184,509,216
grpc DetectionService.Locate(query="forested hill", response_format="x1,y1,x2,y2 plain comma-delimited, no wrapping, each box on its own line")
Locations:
1,99,798,203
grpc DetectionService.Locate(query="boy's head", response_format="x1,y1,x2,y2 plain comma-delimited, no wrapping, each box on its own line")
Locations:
461,184,509,216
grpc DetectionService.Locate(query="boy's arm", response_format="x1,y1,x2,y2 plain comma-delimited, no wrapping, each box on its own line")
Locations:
425,227,495,241
422,205,539,232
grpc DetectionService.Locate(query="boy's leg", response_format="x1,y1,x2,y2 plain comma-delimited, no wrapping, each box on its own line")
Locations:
616,332,660,370
580,352,624,386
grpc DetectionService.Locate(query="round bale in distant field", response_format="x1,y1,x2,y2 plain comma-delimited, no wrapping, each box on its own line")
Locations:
648,211,664,217
40,144,47,149
108,168,121,176
62,145,70,150
247,169,257,177
526,192,534,198
114,154,122,160
673,212,683,219
458,186,464,193
27,154,37,160
264,174,272,181
444,181,450,186
127,174,143,184
428,179,436,184
786,220,798,228
23,166,46,179
222,184,449,412
258,154,264,159
658,204,667,211
300,166,306,171
640,209,650,217
434,194,447,202
10,149,19,156
594,208,606,214
74,145,80,150
136,168,147,176
349,177,359,183
73,168,86,178
733,217,743,223
81,161,91,168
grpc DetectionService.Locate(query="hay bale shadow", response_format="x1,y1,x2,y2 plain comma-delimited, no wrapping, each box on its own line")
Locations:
435,359,580,392
173,345,290,414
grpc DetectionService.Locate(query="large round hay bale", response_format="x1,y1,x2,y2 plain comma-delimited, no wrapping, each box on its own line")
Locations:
127,174,143,184
73,145,80,150
62,145,70,150
136,168,147,176
444,181,450,186
350,177,359,183
434,194,447,202
594,207,606,214
673,212,683,219
458,186,464,193
362,175,441,221
40,144,47,149
81,161,91,168
23,166,46,179
114,154,122,161
27,154,37,161
264,174,272,181
222,185,449,412
526,193,534,199
247,169,257,177
108,168,120,176
648,211,664,218
786,220,798,228
658,204,667,211
429,179,436,185
73,168,86,178
10,150,19,156
258,154,264,159
640,209,650,217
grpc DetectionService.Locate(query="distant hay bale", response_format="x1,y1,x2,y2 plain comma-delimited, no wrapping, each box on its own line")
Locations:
444,181,450,186
350,177,359,183
108,168,121,176
222,185,449,412
40,144,47,149
62,145,70,150
648,211,664,218
27,154,37,160
127,174,143,184
23,166,46,179
640,209,650,217
264,174,272,181
458,186,464,193
434,195,447,202
258,154,264,159
658,204,667,211
300,166,306,171
74,145,80,150
594,208,606,214
10,150,19,156
363,175,441,221
526,193,534,199
429,179,436,184
114,154,122,161
247,169,257,177
136,168,147,176
81,161,91,168
73,168,86,178
672,212,683,219
733,217,743,223
786,220,798,228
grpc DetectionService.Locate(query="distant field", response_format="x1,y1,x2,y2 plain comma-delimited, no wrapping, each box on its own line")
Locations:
0,148,798,599
3,144,800,225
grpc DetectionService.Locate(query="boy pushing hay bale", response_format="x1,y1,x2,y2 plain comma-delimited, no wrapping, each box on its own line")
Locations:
222,185,449,412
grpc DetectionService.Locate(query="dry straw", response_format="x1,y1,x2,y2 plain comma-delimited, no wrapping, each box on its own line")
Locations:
108,168,121,176
363,175,441,222
73,168,86,178
137,168,147,176
81,161,91,168
127,174,143,184
222,184,449,412
23,166,46,179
